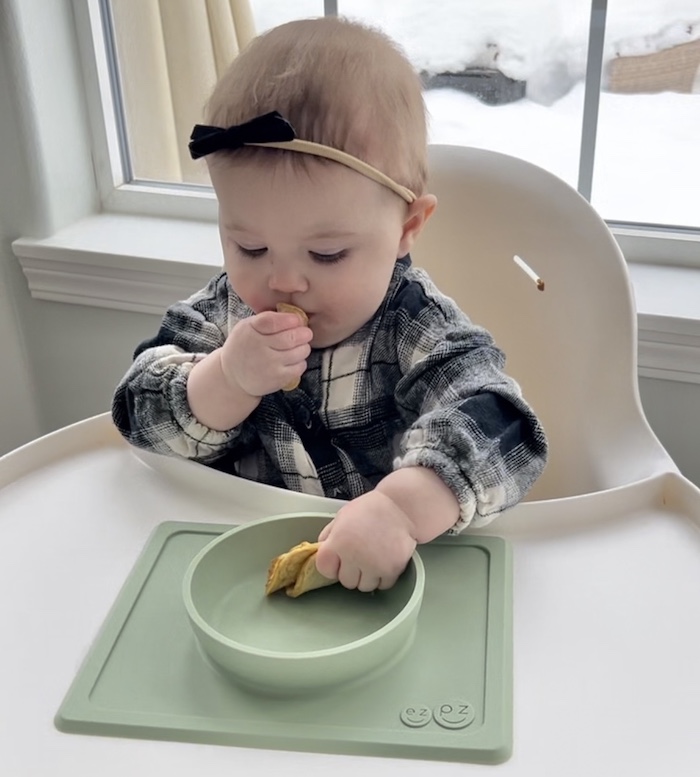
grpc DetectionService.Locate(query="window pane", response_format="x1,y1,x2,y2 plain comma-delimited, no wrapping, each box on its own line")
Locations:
107,0,593,190
251,0,324,33
340,0,593,190
592,0,700,228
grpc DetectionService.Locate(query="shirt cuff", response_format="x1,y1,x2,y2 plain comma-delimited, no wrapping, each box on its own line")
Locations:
394,428,508,532
162,359,241,459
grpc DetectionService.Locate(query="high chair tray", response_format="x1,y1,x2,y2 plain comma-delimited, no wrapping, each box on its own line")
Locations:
55,521,512,764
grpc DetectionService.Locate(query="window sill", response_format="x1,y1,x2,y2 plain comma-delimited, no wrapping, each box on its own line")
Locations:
12,213,700,385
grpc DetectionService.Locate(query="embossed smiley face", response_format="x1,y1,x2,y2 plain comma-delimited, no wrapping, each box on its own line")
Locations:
400,704,432,728
433,700,476,729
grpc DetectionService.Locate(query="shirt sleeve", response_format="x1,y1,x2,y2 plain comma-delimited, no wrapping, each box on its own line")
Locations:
391,271,548,531
111,272,254,461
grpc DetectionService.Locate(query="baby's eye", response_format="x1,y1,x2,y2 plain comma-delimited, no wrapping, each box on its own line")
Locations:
235,243,267,258
309,249,348,264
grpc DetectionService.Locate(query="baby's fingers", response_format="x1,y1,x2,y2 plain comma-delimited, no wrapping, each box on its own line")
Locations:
376,574,399,591
357,572,382,593
315,541,340,580
280,342,311,366
336,561,361,591
317,538,383,592
251,311,308,336
317,521,334,542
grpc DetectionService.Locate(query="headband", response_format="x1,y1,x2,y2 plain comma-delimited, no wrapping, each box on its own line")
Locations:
189,111,416,204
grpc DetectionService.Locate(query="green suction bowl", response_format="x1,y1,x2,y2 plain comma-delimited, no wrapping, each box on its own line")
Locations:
183,512,425,694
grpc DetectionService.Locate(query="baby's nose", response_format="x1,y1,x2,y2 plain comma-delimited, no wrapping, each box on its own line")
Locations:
268,261,309,293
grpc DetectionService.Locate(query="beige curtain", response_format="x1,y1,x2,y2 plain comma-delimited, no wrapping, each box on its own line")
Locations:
110,0,256,185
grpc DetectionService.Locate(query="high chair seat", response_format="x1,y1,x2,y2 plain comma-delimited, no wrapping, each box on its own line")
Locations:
413,144,676,502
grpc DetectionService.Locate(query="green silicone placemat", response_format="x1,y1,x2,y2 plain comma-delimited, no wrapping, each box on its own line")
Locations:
56,521,513,764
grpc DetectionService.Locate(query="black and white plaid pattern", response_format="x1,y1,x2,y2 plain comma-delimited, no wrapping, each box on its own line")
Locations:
112,257,547,531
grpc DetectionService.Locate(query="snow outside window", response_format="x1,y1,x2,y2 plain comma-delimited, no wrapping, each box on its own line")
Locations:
101,0,700,231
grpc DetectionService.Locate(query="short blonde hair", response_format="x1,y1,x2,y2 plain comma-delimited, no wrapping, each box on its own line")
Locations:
204,16,429,195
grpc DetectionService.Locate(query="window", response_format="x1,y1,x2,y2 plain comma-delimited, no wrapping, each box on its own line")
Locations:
593,8,700,228
80,0,700,250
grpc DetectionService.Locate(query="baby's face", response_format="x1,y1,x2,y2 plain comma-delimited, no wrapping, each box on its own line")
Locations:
211,157,410,348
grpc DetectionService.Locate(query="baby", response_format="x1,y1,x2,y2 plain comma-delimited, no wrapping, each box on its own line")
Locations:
112,16,548,593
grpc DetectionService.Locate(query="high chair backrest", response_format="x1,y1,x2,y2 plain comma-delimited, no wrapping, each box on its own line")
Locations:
412,145,673,501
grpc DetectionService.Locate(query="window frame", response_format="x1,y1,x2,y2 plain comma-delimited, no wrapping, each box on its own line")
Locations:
72,0,219,223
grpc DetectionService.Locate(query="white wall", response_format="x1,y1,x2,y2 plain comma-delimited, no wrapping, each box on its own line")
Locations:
638,377,700,487
0,13,40,454
19,301,160,434
0,0,103,454
0,251,41,454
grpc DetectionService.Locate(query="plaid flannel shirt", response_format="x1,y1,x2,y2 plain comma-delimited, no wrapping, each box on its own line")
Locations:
112,256,547,531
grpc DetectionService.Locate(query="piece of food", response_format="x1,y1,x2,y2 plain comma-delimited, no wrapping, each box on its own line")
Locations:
286,552,337,598
276,303,309,391
265,540,336,598
264,540,318,595
276,302,308,325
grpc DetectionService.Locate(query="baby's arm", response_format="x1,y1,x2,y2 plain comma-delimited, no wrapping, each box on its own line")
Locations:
316,277,547,589
392,284,548,532
374,467,458,540
112,273,252,461
185,348,259,432
113,273,312,461
315,468,457,591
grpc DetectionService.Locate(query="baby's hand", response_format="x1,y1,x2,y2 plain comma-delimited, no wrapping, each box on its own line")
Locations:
220,311,312,397
315,491,417,592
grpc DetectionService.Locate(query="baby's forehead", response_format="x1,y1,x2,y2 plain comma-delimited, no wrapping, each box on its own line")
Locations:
214,162,403,242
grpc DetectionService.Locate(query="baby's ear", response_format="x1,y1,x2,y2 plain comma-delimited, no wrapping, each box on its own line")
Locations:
398,194,437,257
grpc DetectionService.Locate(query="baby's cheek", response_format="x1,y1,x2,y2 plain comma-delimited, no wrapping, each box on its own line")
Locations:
245,295,271,314
225,263,268,312
232,284,271,315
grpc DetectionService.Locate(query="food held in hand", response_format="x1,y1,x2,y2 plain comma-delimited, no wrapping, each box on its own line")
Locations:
265,540,336,598
276,302,309,391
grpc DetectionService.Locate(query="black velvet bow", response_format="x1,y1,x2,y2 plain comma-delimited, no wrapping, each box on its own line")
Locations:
188,111,296,159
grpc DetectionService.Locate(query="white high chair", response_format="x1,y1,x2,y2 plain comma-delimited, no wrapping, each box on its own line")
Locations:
1,146,699,776
413,144,699,524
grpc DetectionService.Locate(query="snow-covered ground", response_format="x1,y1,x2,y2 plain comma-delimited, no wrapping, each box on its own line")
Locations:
425,84,700,227
251,1,700,228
